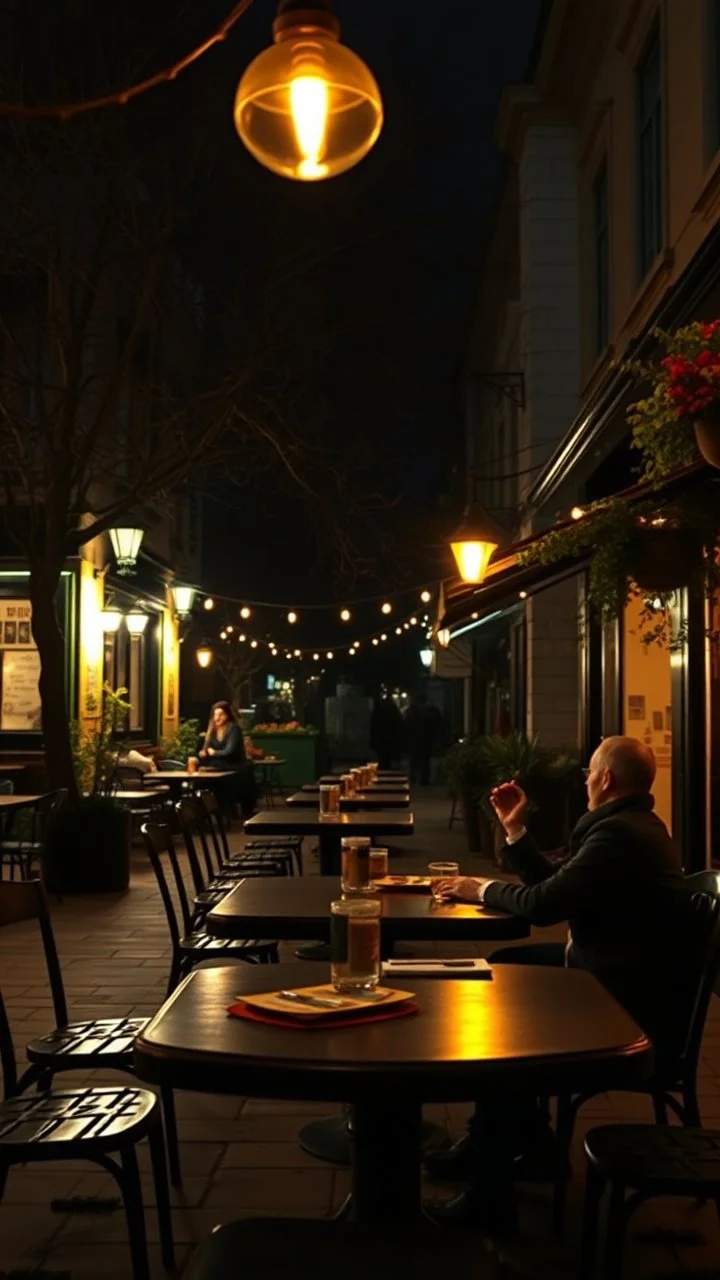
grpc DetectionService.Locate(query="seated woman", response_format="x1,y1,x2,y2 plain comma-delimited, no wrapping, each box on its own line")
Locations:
198,701,257,817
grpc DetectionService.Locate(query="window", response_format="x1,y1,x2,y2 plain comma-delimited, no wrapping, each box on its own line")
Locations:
593,160,610,351
103,627,146,733
636,24,663,278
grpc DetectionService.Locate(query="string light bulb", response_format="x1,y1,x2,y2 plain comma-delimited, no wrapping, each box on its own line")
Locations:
287,611,298,624
239,634,247,642
372,637,379,646
327,651,334,659
250,639,258,648
395,627,402,635
234,1,383,183
220,629,227,640
381,633,387,642
313,652,320,660
381,601,392,615
294,648,301,657
240,606,252,619
410,616,418,626
340,608,351,621
203,597,215,611
420,590,431,603
570,506,585,521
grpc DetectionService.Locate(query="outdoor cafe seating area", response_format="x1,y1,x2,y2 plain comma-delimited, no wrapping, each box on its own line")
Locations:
1,759,720,1279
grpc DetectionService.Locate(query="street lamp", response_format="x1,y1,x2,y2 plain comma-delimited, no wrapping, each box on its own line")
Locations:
420,646,433,668
234,1,383,182
449,502,505,585
101,608,123,633
108,526,144,576
125,611,149,635
171,584,196,619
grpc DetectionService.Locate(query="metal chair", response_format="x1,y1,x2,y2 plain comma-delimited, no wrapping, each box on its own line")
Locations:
142,822,279,998
0,788,67,880
197,788,300,877
0,885,175,1279
157,758,186,770
553,891,720,1234
580,1126,720,1280
175,795,288,926
112,765,147,790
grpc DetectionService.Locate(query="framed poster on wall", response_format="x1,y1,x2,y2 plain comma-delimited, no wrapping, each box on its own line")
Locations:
1,648,42,730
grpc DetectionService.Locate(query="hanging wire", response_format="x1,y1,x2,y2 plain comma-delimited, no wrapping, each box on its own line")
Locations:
0,1,256,119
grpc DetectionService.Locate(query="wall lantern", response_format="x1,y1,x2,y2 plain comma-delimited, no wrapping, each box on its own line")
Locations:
108,527,144,576
126,611,149,635
234,0,383,183
420,647,433,668
171,584,196,619
449,502,506,585
437,628,451,648
101,608,123,633
195,644,213,669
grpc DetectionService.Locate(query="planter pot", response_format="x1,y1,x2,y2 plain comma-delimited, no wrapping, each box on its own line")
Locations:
694,419,720,469
45,804,132,894
629,526,702,594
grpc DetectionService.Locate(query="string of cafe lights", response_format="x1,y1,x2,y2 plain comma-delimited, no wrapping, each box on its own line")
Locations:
196,584,437,620
196,606,433,668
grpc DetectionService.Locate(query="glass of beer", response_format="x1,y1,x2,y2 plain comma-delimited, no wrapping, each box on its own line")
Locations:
429,861,459,901
369,846,389,882
341,836,372,893
350,767,363,793
341,772,355,797
319,784,341,821
330,897,382,991
187,757,198,774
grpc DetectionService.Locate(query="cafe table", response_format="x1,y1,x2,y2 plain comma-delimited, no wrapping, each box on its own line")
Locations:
143,769,238,802
0,793,41,809
134,961,653,1223
287,790,409,810
243,809,414,876
315,777,409,793
206,875,529,946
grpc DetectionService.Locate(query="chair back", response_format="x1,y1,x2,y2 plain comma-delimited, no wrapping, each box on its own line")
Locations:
157,759,185,771
195,790,231,869
676,891,720,1079
112,765,145,791
175,797,217,891
142,822,194,945
33,788,68,842
0,779,13,796
0,878,68,1043
685,870,720,898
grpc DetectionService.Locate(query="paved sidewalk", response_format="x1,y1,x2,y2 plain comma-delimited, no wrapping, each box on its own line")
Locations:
0,788,718,1277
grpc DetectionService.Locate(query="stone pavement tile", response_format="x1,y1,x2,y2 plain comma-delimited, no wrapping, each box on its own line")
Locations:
240,1098,343,1117
71,1169,209,1209
0,1205,66,1270
174,1091,246,1120
221,1142,328,1169
226,1114,333,1142
203,1167,334,1211
37,1243,193,1279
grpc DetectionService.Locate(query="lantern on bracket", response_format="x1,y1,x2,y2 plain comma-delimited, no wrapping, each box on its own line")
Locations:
171,584,197,620
449,501,506,585
108,526,144,576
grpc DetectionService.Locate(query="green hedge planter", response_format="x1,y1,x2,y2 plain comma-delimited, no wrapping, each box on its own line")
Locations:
45,800,132,894
250,733,322,787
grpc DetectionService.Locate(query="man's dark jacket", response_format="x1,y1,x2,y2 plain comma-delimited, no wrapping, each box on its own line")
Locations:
483,795,690,1057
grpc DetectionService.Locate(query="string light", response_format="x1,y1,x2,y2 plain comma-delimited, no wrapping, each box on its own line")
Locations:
372,637,379,646
226,625,234,633
287,611,298,624
327,651,334,660
240,606,252,619
250,639,258,648
340,609,351,622
313,652,320,660
294,648,301,657
570,506,585,521
395,627,402,635
204,597,215,611
410,616,418,625
381,602,392,615
220,629,227,640
381,633,387,642
420,590,431,603
239,634,247,642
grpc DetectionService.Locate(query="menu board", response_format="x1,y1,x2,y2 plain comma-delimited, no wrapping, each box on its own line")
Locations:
1,648,42,731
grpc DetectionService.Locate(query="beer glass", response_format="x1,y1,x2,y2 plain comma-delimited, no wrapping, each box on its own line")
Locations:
319,784,341,821
341,836,372,893
369,846,389,881
330,897,382,991
429,861,459,901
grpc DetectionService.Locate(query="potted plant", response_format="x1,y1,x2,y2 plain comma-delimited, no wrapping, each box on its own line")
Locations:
478,732,584,854
44,686,133,894
441,739,495,855
159,718,202,764
626,320,720,476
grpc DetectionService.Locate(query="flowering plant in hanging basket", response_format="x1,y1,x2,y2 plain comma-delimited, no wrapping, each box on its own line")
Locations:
626,321,720,479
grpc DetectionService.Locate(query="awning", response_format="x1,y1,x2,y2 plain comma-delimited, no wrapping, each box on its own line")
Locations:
439,461,706,633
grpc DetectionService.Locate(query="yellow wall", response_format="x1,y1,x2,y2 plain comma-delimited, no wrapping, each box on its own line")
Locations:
622,594,673,829
78,559,104,729
160,600,180,741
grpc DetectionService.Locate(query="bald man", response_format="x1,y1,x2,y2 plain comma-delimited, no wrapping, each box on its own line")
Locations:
427,737,689,1226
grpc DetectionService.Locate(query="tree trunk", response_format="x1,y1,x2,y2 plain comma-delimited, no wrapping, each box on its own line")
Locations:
30,559,79,800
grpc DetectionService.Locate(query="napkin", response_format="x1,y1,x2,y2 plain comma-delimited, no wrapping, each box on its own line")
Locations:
227,1000,420,1029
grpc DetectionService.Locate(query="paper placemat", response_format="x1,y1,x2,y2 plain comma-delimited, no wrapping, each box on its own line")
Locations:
233,983,415,1021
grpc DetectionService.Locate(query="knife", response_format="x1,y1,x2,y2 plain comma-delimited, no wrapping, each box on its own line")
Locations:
384,960,478,969
277,990,348,1009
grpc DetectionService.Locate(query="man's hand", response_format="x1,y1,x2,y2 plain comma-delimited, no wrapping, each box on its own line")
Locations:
490,780,528,838
433,876,490,902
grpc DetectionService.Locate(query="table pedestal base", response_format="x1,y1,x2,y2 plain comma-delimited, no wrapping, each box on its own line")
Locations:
352,1098,422,1221
299,1108,446,1171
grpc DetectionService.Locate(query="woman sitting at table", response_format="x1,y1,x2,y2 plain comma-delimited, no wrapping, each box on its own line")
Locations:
199,701,257,817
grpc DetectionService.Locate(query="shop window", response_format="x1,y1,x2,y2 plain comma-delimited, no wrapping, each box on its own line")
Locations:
593,159,610,352
636,23,664,278
103,627,146,733
622,593,672,829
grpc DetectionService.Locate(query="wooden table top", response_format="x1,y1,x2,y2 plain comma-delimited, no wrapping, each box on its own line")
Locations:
147,770,238,782
0,763,28,772
287,791,409,809
111,789,170,801
253,757,286,767
134,961,653,1102
0,793,41,808
244,810,414,838
206,875,529,944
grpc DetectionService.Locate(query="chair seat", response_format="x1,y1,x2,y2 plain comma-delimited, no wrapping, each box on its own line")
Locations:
27,1015,149,1066
585,1125,720,1190
182,1218,493,1280
0,1085,158,1157
181,933,278,957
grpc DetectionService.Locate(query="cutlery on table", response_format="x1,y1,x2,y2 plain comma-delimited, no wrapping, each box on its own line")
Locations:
277,990,348,1009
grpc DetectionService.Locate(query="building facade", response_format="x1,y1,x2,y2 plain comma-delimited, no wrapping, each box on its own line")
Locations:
445,0,720,866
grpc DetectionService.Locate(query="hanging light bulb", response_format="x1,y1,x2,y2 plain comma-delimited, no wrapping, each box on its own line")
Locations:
570,506,585,521
203,597,215,611
240,606,252,619
420,589,431,604
410,616,418,626
234,1,383,183
326,651,334,660
294,648,301,657
226,625,234,634
395,627,402,635
196,644,213,669
250,639,258,649
372,637,379,646
450,501,505,585
340,608,351,622
381,601,392,614
287,611,298,624
313,652,320,660
220,629,228,640
239,634,246,642
380,633,387,642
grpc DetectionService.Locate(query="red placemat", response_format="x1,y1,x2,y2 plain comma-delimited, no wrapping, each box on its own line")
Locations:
227,1000,420,1029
